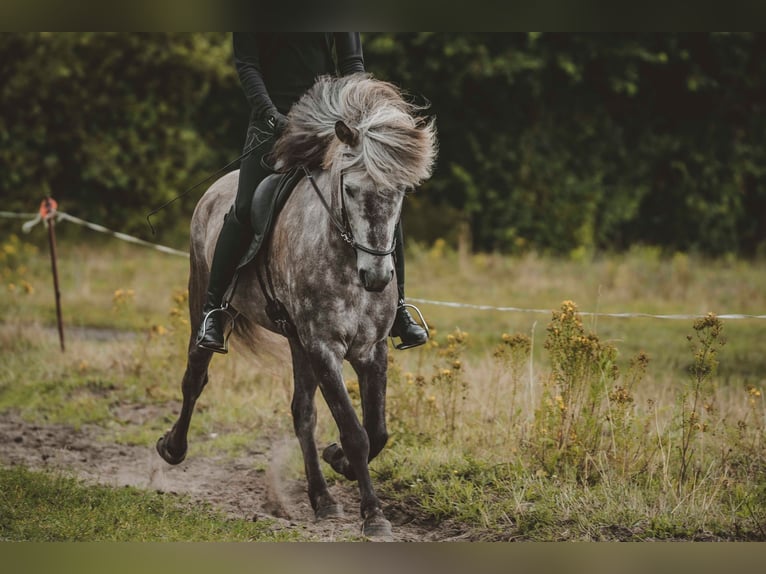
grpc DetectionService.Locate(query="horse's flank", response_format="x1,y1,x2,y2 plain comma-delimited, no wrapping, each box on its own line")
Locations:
189,172,287,364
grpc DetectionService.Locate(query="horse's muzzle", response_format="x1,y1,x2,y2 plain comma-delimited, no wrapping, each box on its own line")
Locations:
359,268,394,292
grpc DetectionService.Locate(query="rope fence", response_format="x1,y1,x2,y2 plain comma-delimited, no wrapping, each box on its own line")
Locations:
3,209,765,321
0,211,36,219
2,209,189,258
407,298,766,321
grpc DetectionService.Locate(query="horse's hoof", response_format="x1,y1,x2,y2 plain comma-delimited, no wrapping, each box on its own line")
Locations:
362,512,393,541
156,433,186,465
315,503,344,520
322,443,357,481
322,443,343,464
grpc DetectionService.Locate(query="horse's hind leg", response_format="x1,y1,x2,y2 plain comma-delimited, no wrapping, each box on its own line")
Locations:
156,338,214,465
288,340,343,519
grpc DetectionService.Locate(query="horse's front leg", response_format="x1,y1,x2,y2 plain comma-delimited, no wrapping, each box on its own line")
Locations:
288,339,343,520
353,340,390,460
156,337,213,464
308,342,392,539
323,340,389,474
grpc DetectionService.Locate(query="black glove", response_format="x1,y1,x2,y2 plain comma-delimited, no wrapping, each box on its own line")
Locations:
266,109,288,137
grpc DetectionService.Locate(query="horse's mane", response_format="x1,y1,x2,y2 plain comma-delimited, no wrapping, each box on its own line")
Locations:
272,73,437,190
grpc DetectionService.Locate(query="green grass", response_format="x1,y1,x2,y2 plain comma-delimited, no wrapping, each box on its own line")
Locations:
0,233,190,330
0,320,292,459
0,465,300,541
371,446,766,541
402,243,766,379
1,232,766,540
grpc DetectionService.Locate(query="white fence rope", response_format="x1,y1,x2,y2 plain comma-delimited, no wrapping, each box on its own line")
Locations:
407,297,766,321
1,209,189,258
0,211,36,219
3,210,765,320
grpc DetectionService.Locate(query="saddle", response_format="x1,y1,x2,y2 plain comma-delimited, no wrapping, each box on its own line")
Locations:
236,166,305,271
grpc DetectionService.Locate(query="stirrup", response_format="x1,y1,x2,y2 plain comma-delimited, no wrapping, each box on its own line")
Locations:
196,304,238,353
391,303,429,350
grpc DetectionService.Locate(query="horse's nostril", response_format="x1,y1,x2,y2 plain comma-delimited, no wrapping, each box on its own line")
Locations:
359,267,393,292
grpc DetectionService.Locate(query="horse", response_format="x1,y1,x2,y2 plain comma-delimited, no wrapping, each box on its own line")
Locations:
156,73,437,539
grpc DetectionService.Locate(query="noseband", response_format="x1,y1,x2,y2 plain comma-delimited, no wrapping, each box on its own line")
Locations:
302,166,397,257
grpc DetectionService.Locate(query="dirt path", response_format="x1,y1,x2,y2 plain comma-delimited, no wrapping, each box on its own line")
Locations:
0,408,469,541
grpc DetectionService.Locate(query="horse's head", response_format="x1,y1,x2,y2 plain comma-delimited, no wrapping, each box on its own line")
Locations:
333,119,408,292
339,165,404,293
275,74,438,292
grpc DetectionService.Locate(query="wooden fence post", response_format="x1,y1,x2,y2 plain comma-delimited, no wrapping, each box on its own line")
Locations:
41,197,65,352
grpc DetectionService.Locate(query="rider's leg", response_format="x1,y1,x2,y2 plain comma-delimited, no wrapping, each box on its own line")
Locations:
196,119,275,354
390,221,429,349
195,205,252,354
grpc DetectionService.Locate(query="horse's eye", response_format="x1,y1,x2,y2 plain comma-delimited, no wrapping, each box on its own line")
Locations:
344,185,357,199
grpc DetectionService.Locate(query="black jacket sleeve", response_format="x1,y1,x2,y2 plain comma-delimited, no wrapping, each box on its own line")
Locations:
334,33,365,76
232,33,277,120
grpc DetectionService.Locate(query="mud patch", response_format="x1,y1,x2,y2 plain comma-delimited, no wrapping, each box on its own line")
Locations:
0,411,457,541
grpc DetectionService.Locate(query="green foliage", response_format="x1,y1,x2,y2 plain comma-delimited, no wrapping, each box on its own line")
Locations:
0,33,242,245
534,301,620,480
364,33,766,256
0,465,297,541
379,302,766,539
677,313,726,489
2,33,765,255
0,234,38,294
2,242,766,540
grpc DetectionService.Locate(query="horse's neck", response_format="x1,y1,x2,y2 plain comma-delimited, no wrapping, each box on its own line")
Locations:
279,170,347,262
309,170,346,241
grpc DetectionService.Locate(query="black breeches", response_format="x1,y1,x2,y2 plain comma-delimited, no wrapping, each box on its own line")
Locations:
394,221,405,295
234,117,277,224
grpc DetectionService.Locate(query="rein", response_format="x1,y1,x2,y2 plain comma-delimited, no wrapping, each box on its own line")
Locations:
301,166,396,257
145,137,272,235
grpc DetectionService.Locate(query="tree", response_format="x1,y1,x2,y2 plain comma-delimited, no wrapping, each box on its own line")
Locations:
0,33,244,244
364,33,766,255
3,33,764,256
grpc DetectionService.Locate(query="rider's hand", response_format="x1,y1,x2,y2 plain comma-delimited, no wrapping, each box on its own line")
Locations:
267,110,289,138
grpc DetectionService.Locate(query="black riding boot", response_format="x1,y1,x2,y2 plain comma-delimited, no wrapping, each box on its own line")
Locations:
196,207,253,354
390,222,429,349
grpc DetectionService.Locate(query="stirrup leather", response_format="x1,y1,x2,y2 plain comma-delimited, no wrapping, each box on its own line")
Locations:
391,303,429,350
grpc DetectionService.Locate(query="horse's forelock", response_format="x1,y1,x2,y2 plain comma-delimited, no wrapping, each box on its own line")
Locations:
273,74,437,190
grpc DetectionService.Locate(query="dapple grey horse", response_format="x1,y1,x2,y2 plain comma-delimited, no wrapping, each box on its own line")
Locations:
156,73,437,539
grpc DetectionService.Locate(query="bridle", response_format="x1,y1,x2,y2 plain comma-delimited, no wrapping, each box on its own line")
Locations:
302,165,397,257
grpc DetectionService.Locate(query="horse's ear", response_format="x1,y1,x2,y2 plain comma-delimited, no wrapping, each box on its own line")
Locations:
335,120,359,146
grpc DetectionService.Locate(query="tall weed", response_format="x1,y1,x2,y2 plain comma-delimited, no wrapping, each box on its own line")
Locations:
532,301,619,481
677,313,725,490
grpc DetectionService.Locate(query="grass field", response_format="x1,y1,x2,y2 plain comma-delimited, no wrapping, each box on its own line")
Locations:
1,229,765,541
0,465,299,541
